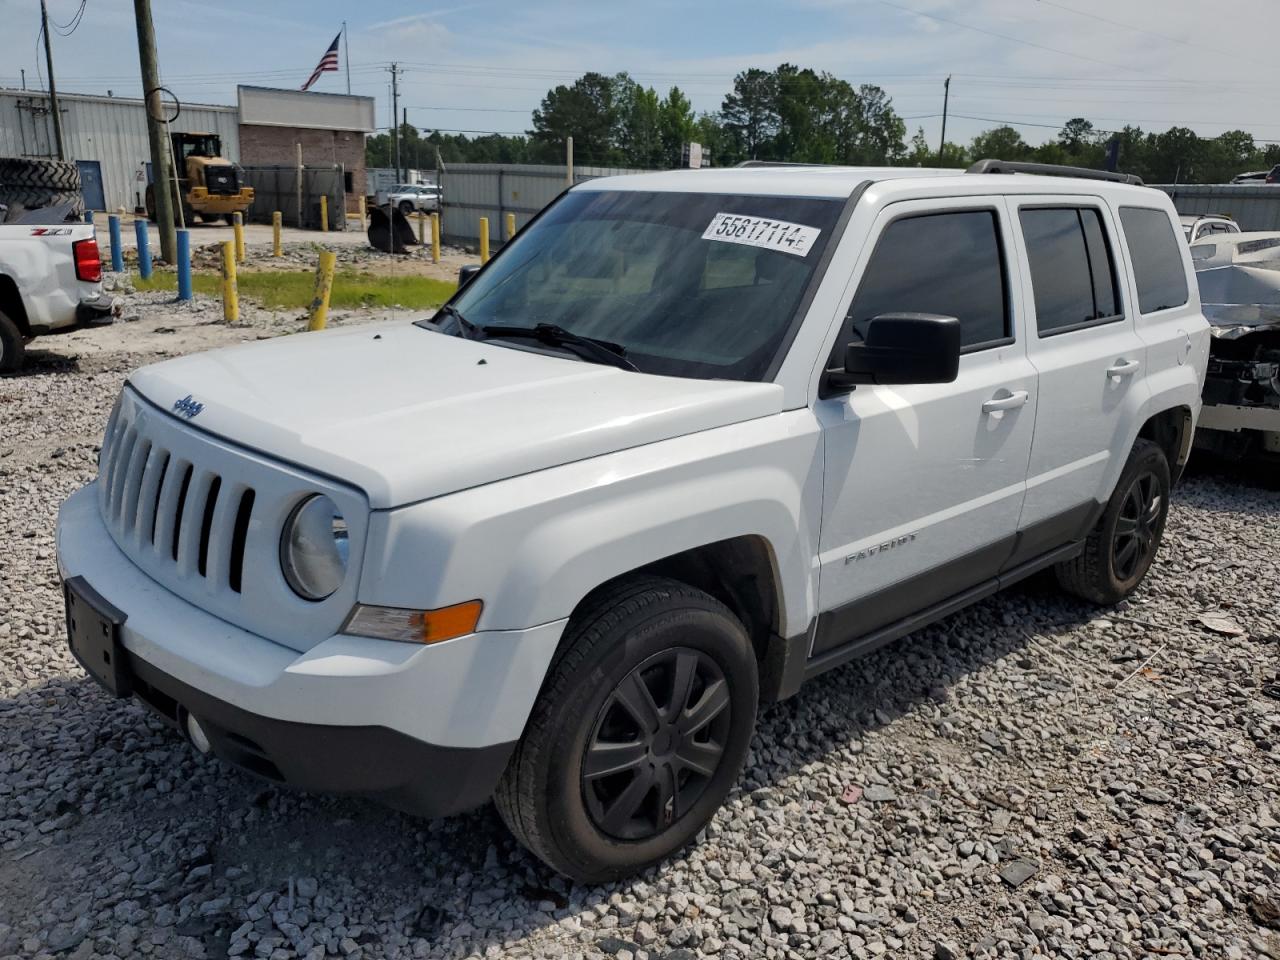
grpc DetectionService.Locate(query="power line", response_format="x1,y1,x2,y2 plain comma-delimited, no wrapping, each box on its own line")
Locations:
1030,0,1277,74
877,0,1178,81
51,0,87,35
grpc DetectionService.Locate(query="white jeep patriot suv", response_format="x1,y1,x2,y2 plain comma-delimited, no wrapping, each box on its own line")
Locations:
57,159,1209,882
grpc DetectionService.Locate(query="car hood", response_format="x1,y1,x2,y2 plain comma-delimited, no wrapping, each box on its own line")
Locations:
128,321,784,508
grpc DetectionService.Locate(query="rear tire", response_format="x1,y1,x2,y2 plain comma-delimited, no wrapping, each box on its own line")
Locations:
1056,438,1171,604
398,200,414,216
0,310,26,373
0,158,83,219
494,576,758,883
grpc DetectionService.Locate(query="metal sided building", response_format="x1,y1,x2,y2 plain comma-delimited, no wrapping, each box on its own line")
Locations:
0,88,239,213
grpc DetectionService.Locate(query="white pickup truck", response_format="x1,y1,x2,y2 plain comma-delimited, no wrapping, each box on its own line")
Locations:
0,218,116,371
58,160,1207,882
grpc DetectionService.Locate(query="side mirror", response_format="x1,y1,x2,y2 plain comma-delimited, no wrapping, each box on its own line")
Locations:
835,313,961,389
458,263,481,287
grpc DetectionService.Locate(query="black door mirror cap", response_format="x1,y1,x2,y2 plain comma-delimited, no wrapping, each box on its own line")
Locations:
458,263,482,287
841,312,962,387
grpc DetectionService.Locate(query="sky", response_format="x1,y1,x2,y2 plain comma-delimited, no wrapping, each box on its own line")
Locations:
1,0,1278,155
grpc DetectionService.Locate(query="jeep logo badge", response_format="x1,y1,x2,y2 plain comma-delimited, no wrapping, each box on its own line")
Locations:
172,395,204,419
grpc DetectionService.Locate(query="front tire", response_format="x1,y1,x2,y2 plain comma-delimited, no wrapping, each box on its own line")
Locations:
495,576,758,883
1056,438,1171,604
398,200,414,216
0,310,25,373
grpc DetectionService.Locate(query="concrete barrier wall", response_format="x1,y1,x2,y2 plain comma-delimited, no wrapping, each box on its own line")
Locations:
1152,184,1280,232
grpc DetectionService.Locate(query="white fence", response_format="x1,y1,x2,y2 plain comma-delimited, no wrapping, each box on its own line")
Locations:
1152,184,1280,232
439,163,650,245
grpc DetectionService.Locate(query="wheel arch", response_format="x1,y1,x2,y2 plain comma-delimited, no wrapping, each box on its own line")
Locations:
1138,404,1193,482
0,274,31,336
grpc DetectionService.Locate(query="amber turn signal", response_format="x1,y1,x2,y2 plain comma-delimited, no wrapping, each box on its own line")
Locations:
343,600,483,644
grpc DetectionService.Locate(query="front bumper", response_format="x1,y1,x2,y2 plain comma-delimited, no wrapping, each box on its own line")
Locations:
56,484,566,815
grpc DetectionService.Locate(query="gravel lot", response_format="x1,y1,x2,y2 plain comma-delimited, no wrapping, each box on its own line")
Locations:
1,291,1278,960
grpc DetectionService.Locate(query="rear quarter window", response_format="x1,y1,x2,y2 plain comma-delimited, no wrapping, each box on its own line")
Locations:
1119,207,1189,314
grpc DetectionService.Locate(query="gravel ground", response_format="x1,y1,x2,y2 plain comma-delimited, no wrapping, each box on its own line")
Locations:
1,293,1279,960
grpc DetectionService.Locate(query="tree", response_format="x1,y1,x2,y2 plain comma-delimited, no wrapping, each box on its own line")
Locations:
970,125,1031,162
614,75,663,168
658,86,696,168
1058,118,1096,153
531,71,619,165
1149,126,1202,183
719,68,778,162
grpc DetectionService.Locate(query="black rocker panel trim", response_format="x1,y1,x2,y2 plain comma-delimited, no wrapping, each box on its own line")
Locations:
803,501,1105,682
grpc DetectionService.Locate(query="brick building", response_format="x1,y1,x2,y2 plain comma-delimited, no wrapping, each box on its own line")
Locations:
236,86,375,212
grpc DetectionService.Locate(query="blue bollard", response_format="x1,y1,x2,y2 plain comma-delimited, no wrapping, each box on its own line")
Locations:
84,210,94,224
176,229,192,301
107,215,124,273
134,219,152,280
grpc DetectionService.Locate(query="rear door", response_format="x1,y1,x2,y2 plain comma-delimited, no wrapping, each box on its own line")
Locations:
814,197,1038,654
1007,197,1149,555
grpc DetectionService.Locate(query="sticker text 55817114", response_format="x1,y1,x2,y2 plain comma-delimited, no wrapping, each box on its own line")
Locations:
701,213,821,257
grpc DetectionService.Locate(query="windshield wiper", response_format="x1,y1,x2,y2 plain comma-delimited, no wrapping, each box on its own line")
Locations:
431,302,482,340
480,323,638,371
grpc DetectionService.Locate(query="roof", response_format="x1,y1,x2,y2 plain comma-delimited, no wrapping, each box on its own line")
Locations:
1181,213,1233,225
576,164,1165,201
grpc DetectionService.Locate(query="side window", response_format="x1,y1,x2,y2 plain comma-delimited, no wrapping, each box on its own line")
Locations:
845,210,1009,350
1019,207,1121,336
1119,207,1190,314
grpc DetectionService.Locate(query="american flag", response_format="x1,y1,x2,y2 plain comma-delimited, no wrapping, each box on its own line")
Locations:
301,33,341,91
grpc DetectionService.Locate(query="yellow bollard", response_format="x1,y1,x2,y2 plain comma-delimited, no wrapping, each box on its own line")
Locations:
430,212,440,264
479,217,490,264
320,194,329,233
358,195,366,230
221,241,239,324
233,212,245,263
417,212,426,250
307,250,337,331
272,211,282,257
506,211,516,240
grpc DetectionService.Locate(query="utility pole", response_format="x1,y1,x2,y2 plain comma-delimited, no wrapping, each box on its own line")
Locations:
403,107,409,175
39,0,65,160
938,75,951,165
389,64,402,183
134,0,175,261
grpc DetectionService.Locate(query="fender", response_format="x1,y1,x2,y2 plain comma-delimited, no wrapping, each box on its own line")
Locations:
358,410,825,638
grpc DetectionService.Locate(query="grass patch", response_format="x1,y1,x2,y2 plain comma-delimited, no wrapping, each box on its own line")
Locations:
136,270,456,311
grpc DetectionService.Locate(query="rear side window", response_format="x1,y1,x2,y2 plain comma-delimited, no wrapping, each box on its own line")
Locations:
1019,207,1121,335
1119,207,1189,313
847,210,1009,350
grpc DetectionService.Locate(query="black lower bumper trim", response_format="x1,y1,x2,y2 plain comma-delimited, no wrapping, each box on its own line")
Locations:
127,656,514,818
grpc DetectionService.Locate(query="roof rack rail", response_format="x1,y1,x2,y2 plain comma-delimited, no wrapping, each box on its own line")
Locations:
735,160,824,168
966,158,1144,186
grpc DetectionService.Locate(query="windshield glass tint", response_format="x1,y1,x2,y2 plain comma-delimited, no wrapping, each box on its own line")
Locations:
450,190,842,380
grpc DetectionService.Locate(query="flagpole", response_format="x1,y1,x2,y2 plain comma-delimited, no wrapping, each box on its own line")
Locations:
343,21,351,95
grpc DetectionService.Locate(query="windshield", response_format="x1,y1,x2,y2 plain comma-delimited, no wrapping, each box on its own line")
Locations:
447,190,843,381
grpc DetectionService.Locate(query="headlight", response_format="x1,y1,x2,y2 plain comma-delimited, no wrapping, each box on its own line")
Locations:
280,494,349,601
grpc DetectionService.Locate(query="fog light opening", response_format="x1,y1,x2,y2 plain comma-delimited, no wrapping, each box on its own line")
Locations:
185,712,212,754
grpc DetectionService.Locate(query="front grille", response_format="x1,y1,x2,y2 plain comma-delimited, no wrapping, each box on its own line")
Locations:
99,416,254,594
204,165,239,195
94,386,368,652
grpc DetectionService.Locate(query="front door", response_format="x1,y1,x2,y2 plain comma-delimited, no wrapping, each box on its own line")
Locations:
814,197,1037,656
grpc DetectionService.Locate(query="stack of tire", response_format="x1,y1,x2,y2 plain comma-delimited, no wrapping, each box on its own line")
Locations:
0,157,83,222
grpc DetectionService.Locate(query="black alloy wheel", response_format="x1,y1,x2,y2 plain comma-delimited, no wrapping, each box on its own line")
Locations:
1112,469,1163,581
582,646,732,841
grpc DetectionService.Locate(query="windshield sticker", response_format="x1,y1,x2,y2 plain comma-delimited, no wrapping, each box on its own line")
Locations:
702,213,821,257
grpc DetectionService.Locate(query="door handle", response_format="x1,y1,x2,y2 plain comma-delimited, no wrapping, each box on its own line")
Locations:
981,390,1029,414
1107,358,1142,378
